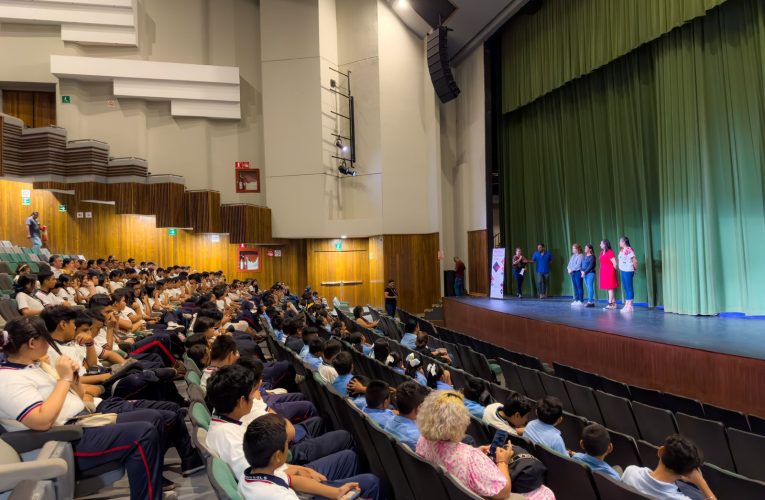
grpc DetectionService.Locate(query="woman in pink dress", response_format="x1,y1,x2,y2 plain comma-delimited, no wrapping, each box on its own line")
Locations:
416,390,555,499
599,239,618,310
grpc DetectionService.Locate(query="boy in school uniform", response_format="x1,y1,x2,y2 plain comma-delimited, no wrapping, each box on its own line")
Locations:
571,423,621,480
317,339,342,384
200,335,240,388
302,337,324,371
362,380,395,428
523,396,569,455
384,381,429,449
207,365,380,499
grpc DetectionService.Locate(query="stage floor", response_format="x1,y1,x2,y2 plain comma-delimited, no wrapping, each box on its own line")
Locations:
451,296,765,362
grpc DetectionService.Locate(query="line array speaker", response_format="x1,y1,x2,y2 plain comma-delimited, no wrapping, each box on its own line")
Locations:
426,26,461,103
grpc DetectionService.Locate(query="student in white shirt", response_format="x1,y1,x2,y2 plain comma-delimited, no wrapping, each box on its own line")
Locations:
483,391,533,437
206,365,379,499
200,335,240,388
34,271,64,308
14,275,44,316
622,434,715,500
0,316,164,500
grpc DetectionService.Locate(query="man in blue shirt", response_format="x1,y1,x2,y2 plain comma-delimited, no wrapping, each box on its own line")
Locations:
400,320,419,350
362,380,395,428
571,423,620,480
531,243,553,298
524,396,568,455
384,381,428,449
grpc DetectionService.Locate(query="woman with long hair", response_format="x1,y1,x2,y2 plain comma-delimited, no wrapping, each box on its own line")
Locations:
581,244,597,307
618,236,638,313
599,239,618,310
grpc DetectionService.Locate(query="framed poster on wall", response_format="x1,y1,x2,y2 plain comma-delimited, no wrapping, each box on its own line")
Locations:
238,246,261,272
235,161,260,193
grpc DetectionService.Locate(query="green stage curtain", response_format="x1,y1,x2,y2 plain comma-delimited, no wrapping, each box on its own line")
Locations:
500,0,765,315
501,0,728,113
654,0,765,315
501,48,662,306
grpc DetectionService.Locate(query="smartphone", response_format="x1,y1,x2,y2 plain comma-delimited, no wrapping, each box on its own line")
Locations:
488,430,510,460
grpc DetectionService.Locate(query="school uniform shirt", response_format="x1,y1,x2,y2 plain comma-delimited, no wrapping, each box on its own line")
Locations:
274,329,285,343
361,344,373,356
242,397,269,425
95,285,110,295
239,469,299,500
482,403,519,436
0,361,86,431
35,290,63,307
109,281,124,291
400,332,417,350
302,353,322,371
200,366,219,388
384,415,420,449
621,466,691,499
364,407,394,428
524,419,567,455
414,371,428,387
78,286,92,299
15,291,44,313
317,363,338,384
93,326,110,351
435,381,453,391
331,373,354,396
463,399,486,420
299,344,309,358
207,414,290,479
52,268,62,278
57,287,76,304
571,453,620,480
47,341,103,376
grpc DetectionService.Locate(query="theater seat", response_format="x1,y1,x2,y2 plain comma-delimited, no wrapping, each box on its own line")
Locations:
0,437,71,499
702,462,765,499
592,471,652,499
206,456,241,500
534,443,599,500
440,472,483,500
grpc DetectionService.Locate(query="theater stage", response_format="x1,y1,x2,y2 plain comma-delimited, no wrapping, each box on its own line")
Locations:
443,297,765,417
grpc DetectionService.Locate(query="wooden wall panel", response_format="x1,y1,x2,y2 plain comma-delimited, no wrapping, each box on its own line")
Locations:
307,238,371,308
2,91,56,128
444,298,765,417
228,240,308,291
467,229,489,296
220,204,272,244
185,190,222,233
383,233,441,314
368,236,385,308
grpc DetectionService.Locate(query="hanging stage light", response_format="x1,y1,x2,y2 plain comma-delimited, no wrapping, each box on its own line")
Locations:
338,159,357,176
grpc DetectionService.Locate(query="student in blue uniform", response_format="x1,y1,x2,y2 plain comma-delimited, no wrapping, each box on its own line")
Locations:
362,380,395,427
424,362,453,391
384,381,428,449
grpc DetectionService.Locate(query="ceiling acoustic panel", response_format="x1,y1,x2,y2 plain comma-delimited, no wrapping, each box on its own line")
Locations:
51,55,242,120
0,0,139,46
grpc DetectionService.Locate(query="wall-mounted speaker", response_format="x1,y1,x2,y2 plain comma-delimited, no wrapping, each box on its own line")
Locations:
426,26,460,103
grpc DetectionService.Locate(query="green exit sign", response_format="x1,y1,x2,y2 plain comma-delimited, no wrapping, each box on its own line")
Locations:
168,228,177,236
61,95,71,104
21,197,31,206
58,204,67,212
334,241,342,250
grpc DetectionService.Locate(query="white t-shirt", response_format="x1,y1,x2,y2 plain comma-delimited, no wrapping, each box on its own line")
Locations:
207,416,289,479
621,466,691,499
0,361,86,431
36,290,63,307
57,287,76,305
52,268,62,278
238,469,298,500
15,292,44,313
47,342,103,376
482,403,520,436
318,363,338,385
78,286,91,299
109,281,123,291
200,366,219,389
95,286,110,295
619,247,636,272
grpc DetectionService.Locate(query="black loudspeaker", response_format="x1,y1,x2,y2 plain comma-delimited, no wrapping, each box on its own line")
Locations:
427,26,461,103
444,270,456,297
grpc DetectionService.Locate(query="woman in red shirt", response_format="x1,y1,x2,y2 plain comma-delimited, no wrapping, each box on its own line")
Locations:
599,239,618,310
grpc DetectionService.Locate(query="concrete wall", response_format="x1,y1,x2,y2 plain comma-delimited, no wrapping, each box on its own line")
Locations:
0,0,265,205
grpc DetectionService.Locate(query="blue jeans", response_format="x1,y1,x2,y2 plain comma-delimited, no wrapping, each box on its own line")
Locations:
305,450,381,500
513,269,524,296
454,278,464,296
30,235,42,250
584,273,595,303
621,271,635,301
570,271,583,302
535,272,549,295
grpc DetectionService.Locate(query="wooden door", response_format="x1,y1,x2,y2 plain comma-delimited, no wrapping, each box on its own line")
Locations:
2,90,56,127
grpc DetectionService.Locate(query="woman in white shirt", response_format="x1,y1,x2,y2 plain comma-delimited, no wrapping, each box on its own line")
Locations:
14,275,44,316
12,264,31,284
618,236,639,313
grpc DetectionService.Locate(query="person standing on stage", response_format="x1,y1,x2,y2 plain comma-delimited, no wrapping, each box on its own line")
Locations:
618,236,638,313
567,244,584,306
511,247,529,298
531,243,553,299
26,211,42,250
599,240,618,310
384,279,398,317
453,257,466,296
581,244,597,308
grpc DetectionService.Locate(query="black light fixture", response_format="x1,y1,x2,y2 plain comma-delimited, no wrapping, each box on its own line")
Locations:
335,137,349,153
338,159,357,177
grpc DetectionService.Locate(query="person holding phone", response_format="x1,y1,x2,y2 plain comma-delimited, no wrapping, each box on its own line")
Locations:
511,248,529,298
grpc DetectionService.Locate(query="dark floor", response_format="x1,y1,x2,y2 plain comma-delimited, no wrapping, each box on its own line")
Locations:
452,296,765,362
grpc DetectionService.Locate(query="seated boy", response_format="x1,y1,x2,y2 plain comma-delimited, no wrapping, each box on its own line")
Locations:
400,320,419,350
384,380,429,449
331,351,355,396
461,378,487,419
482,391,532,436
207,365,380,499
200,335,240,388
571,423,620,480
239,413,379,500
317,339,342,384
523,396,568,455
302,337,325,371
622,434,715,500
362,380,395,428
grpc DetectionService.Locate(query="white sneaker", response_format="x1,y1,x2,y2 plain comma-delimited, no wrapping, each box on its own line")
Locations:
571,300,579,306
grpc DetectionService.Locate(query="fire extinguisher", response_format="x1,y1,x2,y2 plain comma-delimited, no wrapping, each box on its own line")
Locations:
40,225,48,245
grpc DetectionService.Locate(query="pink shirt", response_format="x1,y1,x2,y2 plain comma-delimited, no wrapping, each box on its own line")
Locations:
416,439,506,497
